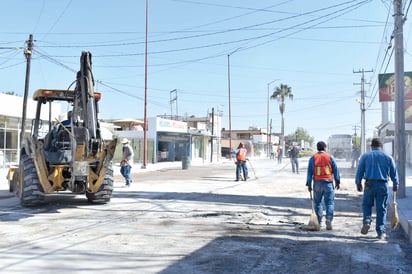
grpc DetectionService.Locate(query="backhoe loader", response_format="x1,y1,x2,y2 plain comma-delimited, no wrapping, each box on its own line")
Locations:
8,51,117,206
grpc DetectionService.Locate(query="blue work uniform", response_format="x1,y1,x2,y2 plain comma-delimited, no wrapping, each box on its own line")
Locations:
306,151,340,224
355,148,398,236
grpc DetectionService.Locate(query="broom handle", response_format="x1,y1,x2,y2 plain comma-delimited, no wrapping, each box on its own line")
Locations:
310,191,315,212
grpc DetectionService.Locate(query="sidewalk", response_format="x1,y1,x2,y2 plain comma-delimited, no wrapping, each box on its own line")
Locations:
393,166,412,243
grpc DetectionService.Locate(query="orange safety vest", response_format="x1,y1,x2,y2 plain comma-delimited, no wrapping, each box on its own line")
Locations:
313,152,333,181
237,148,247,161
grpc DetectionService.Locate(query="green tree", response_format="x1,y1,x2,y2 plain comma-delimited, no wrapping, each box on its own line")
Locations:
270,84,293,151
287,127,314,147
352,135,361,148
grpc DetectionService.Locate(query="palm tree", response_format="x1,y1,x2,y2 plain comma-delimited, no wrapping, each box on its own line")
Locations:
270,84,293,154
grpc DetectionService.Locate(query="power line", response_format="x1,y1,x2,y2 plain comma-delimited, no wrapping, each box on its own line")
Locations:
97,80,168,109
33,48,77,73
32,0,372,53
39,0,73,40
237,0,372,53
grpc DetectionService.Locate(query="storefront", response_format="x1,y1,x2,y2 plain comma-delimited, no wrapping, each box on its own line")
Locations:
157,132,191,162
112,116,220,164
155,117,191,162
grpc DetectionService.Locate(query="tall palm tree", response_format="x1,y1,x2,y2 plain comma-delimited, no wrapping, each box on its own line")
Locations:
270,84,293,154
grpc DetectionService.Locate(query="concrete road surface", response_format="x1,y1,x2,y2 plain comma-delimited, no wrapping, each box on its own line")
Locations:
0,158,411,273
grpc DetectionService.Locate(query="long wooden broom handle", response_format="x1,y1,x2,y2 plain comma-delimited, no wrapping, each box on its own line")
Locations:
310,191,315,212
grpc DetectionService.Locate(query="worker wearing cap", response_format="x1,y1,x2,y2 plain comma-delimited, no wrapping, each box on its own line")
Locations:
120,138,134,187
234,142,248,181
306,141,341,230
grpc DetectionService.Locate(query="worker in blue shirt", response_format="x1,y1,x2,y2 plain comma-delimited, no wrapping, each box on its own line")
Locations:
61,111,72,126
233,142,248,181
355,138,398,240
306,141,341,230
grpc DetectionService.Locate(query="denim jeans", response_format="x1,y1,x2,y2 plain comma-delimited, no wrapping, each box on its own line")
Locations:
313,180,335,224
236,161,247,181
362,181,388,235
291,158,299,173
277,156,283,164
120,164,132,185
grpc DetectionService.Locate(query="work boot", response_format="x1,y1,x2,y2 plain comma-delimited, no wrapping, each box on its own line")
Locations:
326,220,332,230
377,233,387,240
361,223,370,235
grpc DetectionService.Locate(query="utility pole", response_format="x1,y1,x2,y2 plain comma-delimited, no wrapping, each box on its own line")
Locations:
20,34,34,148
142,0,148,169
352,125,360,137
210,107,214,163
394,0,406,198
269,118,273,157
353,68,373,155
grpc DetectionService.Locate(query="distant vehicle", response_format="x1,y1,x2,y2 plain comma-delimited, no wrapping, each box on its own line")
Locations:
327,134,352,161
299,147,314,157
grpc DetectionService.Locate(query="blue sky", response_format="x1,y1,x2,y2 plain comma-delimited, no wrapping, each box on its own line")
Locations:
0,0,411,142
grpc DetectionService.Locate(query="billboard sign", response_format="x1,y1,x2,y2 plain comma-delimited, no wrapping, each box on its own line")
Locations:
378,72,412,123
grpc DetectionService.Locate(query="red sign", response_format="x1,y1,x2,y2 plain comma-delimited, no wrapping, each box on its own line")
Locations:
378,72,412,102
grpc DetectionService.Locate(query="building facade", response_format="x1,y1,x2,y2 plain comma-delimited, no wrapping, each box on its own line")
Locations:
0,93,61,168
221,128,280,158
111,113,222,165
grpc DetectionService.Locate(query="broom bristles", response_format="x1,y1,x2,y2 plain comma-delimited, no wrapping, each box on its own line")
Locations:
391,192,399,230
391,202,399,230
307,191,320,231
307,213,320,231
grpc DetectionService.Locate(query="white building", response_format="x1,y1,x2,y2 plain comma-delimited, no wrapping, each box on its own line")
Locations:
0,93,61,168
110,113,223,165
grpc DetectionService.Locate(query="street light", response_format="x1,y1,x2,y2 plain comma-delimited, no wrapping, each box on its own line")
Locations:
227,48,241,153
267,79,279,158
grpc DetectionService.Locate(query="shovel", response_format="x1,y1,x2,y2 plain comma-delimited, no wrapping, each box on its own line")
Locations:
307,191,320,231
391,191,399,230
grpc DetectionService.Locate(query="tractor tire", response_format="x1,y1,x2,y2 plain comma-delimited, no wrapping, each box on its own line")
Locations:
19,155,45,206
86,164,114,204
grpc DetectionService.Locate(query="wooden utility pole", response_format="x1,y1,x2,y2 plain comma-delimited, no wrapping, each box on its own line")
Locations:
20,34,34,147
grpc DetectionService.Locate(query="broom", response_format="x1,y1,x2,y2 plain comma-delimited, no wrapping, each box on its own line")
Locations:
307,191,320,231
247,159,258,179
391,191,399,230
